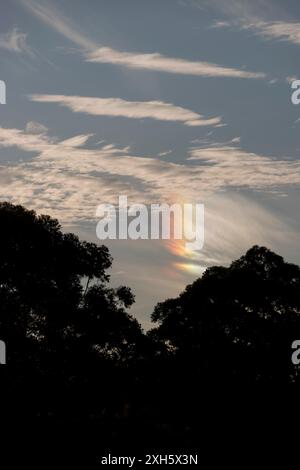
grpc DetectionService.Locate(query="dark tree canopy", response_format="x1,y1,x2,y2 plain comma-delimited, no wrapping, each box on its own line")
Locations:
0,202,144,377
0,203,299,464
150,245,300,383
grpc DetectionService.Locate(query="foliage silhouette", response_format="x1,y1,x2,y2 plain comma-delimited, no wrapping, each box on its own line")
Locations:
150,245,300,383
0,203,147,425
0,202,299,463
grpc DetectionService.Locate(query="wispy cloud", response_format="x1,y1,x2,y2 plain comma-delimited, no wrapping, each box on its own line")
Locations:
21,0,95,50
211,9,300,47
183,192,300,269
21,0,265,79
199,0,285,24
85,47,265,79
0,124,299,283
205,0,300,47
0,27,32,54
0,127,299,223
29,94,223,127
0,126,299,283
243,21,300,46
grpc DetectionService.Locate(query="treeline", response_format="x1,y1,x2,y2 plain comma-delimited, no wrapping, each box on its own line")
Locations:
0,202,299,463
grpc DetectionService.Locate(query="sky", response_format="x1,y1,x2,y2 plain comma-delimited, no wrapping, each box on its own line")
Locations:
0,0,300,329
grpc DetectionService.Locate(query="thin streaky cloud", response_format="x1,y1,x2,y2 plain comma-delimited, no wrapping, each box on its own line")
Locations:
21,0,95,50
200,0,285,24
21,0,265,79
212,17,300,47
29,94,223,127
244,21,300,46
205,0,300,47
86,47,265,79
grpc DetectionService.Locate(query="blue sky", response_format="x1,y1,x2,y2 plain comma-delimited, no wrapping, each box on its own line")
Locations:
0,0,300,328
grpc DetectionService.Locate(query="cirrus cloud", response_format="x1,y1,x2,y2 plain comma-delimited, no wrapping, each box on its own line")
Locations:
29,94,223,127
0,127,299,224
21,0,266,80
86,47,265,79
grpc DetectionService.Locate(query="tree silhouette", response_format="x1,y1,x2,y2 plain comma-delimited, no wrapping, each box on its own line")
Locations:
0,203,299,463
0,202,146,425
150,246,300,383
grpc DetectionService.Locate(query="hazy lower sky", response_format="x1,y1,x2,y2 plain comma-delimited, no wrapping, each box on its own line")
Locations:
0,0,300,328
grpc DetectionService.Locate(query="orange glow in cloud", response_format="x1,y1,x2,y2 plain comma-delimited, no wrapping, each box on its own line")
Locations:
166,239,205,276
163,202,205,276
174,262,206,276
